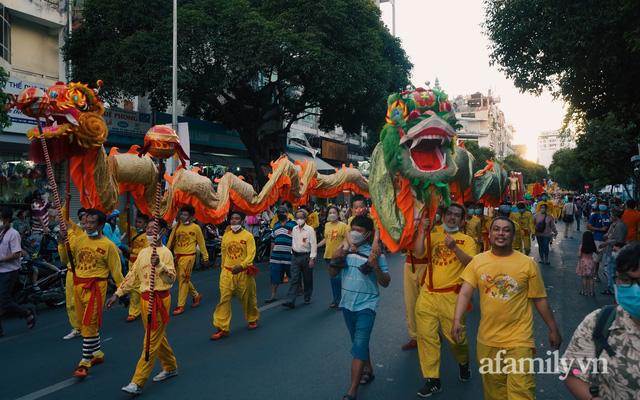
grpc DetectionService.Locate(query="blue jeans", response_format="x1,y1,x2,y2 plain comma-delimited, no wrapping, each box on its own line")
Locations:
575,215,581,231
605,251,615,291
342,308,376,361
536,236,551,261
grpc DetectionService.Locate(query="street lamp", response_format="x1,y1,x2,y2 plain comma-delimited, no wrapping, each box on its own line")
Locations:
379,0,396,36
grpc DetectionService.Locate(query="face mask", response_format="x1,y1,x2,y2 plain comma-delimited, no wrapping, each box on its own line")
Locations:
443,224,459,233
146,235,156,244
87,230,99,238
327,214,338,222
348,231,368,246
599,205,608,211
518,207,525,213
296,218,306,226
511,207,519,213
615,284,640,319
435,213,441,223
611,251,620,259
277,213,287,222
137,228,145,233
230,224,242,232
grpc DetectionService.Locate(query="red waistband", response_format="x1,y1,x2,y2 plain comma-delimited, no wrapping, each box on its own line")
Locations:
224,265,259,276
73,276,107,327
141,290,170,330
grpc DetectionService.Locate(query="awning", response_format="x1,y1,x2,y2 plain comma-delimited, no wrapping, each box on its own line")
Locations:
287,151,335,173
189,152,254,169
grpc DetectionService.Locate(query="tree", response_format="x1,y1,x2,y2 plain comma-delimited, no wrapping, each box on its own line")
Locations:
463,141,496,173
65,0,412,183
548,148,586,191
502,154,547,185
0,66,12,130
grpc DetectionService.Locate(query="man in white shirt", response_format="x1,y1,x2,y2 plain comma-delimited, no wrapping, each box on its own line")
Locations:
283,209,317,308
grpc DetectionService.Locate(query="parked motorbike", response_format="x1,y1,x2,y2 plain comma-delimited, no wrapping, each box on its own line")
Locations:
255,221,272,262
13,256,66,309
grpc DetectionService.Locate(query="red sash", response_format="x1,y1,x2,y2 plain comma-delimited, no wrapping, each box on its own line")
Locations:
73,276,107,327
141,290,170,330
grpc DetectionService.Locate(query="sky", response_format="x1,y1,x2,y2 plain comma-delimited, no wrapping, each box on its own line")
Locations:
379,0,566,162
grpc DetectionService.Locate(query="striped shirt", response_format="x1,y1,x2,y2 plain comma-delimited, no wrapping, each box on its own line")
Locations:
30,200,50,233
270,220,296,266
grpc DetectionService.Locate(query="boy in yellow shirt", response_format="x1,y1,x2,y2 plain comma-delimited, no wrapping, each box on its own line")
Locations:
107,219,178,395
210,211,260,340
59,209,123,379
453,217,562,400
124,213,150,322
167,205,208,315
317,205,348,308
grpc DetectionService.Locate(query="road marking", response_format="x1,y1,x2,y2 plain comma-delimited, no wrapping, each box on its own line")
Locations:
14,377,79,400
258,299,287,312
103,336,113,342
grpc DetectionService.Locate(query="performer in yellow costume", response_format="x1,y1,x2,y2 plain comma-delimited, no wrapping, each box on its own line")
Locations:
464,204,483,251
413,204,478,397
167,205,207,315
305,203,320,229
59,209,123,379
107,219,178,396
61,208,87,340
125,213,150,321
512,202,534,255
211,211,260,340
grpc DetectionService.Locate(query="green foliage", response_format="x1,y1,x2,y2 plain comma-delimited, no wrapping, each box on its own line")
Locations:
0,66,11,129
548,148,586,191
65,0,412,180
463,141,496,173
502,154,547,185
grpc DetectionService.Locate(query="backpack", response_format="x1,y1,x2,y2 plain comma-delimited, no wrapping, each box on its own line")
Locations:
535,216,547,234
592,305,617,358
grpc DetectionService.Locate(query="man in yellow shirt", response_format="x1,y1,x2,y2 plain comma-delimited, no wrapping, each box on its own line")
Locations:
210,211,260,340
513,202,534,255
317,205,348,308
167,205,208,315
59,209,123,379
124,213,150,322
412,203,478,397
453,217,562,400
305,202,320,230
107,219,178,395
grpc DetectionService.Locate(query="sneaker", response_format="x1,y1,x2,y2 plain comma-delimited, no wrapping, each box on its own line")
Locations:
63,329,81,340
281,302,295,309
417,378,441,398
153,369,178,382
121,383,143,395
210,330,229,341
401,339,418,351
303,297,311,305
73,365,89,379
191,294,202,308
248,321,258,330
126,315,138,322
172,306,185,316
459,363,471,381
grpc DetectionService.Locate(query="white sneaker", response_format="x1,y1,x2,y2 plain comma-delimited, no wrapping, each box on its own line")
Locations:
63,329,81,340
121,383,142,395
152,369,178,382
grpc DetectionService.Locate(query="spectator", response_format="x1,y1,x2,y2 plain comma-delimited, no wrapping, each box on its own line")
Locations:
282,209,317,308
576,231,597,297
328,215,390,400
561,197,578,239
599,208,627,296
587,202,611,281
563,241,640,400
0,207,36,337
533,204,557,264
12,209,30,239
265,207,296,304
318,205,348,308
30,189,50,247
621,200,640,242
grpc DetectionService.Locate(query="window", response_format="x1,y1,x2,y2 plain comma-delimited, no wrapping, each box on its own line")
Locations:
0,4,9,62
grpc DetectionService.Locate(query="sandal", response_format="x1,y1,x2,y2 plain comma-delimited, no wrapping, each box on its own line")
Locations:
26,309,36,329
359,371,375,385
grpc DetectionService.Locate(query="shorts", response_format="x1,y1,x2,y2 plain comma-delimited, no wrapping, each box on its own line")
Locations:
342,308,376,361
269,263,290,285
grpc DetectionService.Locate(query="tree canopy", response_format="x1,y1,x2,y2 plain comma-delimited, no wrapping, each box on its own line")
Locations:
548,148,586,191
0,66,11,130
65,0,412,182
463,141,496,173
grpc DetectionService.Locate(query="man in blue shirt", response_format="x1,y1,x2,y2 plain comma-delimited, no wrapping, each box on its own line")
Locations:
587,202,611,280
265,207,296,303
329,215,390,400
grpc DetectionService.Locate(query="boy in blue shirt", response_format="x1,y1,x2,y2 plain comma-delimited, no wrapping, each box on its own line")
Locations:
329,215,390,400
587,202,611,281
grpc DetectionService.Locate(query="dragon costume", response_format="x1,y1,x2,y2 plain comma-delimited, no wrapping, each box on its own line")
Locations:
14,81,368,223
369,87,507,252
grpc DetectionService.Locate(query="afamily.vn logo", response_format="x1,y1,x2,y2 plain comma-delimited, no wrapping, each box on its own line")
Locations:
478,350,609,381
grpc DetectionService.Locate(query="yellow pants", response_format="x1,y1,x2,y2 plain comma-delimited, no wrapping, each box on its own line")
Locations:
476,342,535,400
403,260,428,340
522,234,531,254
65,270,79,330
213,269,259,332
176,255,199,308
127,261,141,317
415,290,469,378
131,295,177,387
74,279,107,337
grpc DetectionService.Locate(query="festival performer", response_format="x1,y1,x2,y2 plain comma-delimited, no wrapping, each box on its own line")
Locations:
107,219,178,395
167,205,207,315
61,208,87,340
317,205,348,308
413,204,478,397
59,208,123,379
125,213,150,322
305,202,320,230
210,211,260,340
512,202,534,255
464,204,483,251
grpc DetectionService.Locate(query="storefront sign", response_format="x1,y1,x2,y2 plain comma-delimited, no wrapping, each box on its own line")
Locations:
104,108,151,137
4,77,50,134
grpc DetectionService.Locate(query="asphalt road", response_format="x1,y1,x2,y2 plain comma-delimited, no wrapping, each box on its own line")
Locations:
1,223,614,400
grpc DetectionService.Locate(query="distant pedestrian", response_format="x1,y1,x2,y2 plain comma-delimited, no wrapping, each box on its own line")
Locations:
621,199,640,242
599,208,627,296
576,231,597,296
533,204,557,264
282,209,317,308
587,202,610,281
560,197,578,239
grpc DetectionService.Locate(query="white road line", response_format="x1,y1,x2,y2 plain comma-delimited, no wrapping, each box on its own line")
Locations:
13,377,79,400
257,299,287,312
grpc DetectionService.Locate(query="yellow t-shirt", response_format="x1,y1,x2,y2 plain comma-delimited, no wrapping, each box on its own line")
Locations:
460,250,547,348
116,246,176,295
167,222,209,261
221,228,256,269
307,211,320,229
514,211,535,236
465,215,482,245
509,218,524,251
323,221,348,259
424,230,478,290
62,235,123,285
270,213,294,228
127,227,149,263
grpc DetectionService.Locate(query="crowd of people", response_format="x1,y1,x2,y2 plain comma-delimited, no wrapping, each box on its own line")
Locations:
0,189,639,399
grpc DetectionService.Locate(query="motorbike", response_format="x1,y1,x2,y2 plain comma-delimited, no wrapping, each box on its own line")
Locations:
255,221,272,262
13,255,66,309
199,223,222,270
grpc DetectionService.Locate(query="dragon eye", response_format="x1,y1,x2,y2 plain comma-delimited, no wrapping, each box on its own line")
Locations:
50,91,58,98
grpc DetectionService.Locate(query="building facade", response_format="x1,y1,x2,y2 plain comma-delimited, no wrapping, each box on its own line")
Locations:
536,129,576,168
452,91,514,159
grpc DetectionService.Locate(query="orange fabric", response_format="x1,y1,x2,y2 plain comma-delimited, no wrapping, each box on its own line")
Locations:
73,276,107,327
141,290,170,331
372,177,416,253
69,148,105,210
